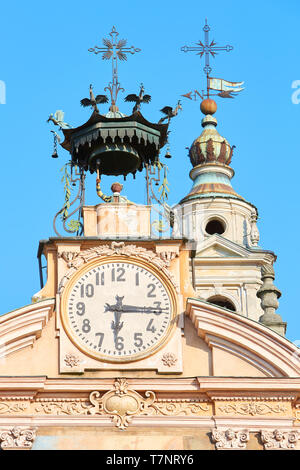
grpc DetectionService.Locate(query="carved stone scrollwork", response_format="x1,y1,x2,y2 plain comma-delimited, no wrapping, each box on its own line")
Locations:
58,242,179,294
260,429,299,450
218,402,287,416
159,251,179,266
211,428,250,450
58,251,79,267
88,378,156,430
0,426,37,450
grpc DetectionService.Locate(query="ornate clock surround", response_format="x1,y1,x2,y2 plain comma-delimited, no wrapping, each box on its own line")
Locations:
57,242,183,374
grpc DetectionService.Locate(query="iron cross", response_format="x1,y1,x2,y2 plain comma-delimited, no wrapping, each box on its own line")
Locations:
181,19,233,95
88,26,141,106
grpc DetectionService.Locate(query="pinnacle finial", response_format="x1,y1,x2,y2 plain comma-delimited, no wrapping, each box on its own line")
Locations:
200,98,217,115
257,264,286,336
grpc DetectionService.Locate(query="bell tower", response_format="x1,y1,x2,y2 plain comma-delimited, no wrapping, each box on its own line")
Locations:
173,98,285,335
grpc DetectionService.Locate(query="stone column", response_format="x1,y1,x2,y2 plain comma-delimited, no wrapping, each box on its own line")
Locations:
256,264,286,336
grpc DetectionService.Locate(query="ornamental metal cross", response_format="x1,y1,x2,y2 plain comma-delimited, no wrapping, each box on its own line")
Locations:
181,19,233,97
88,26,141,107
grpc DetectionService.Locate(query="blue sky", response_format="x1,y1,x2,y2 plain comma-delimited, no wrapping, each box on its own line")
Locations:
0,0,300,341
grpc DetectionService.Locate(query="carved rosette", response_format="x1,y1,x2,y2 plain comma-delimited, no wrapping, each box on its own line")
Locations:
161,352,177,367
58,242,179,294
64,353,81,368
260,429,299,450
211,428,249,450
0,426,36,450
88,378,156,430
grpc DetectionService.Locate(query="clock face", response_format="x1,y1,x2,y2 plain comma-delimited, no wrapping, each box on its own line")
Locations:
61,259,176,362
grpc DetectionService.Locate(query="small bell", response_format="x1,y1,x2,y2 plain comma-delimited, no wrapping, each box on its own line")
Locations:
164,147,172,159
51,150,58,158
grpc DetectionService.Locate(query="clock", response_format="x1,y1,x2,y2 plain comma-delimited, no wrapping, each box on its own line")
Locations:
60,257,177,363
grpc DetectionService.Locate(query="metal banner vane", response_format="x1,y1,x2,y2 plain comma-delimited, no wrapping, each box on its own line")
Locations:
181,19,244,101
88,26,141,108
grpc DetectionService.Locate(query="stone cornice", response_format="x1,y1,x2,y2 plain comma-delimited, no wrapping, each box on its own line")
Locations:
0,376,299,396
194,234,276,263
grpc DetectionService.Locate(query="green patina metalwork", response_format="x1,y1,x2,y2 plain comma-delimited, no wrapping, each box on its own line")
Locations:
60,162,81,232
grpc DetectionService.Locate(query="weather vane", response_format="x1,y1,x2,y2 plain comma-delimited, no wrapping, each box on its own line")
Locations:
181,19,244,101
88,26,141,109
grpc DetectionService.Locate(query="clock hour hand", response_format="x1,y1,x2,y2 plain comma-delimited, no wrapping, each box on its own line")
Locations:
104,296,125,337
111,311,124,335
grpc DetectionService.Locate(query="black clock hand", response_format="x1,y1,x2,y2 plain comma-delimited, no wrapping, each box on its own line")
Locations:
106,296,125,344
111,310,124,335
121,305,166,315
104,303,167,315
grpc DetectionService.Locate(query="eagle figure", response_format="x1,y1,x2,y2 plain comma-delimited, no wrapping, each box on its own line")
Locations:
158,100,182,124
125,83,151,113
80,84,108,113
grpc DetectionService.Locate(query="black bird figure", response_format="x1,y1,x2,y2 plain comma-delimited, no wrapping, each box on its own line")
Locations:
125,83,151,113
158,100,182,124
80,84,108,113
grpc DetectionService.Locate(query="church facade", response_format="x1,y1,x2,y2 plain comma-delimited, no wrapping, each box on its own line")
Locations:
0,100,300,450
1,25,300,451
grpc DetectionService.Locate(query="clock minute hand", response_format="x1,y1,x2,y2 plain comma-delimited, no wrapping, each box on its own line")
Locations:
120,304,166,315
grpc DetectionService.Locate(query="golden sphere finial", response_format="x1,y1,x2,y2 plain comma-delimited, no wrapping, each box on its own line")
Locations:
200,98,217,115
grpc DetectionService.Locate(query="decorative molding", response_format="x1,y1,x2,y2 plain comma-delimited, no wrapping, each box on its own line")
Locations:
211,395,295,401
217,402,287,416
58,251,79,266
88,378,156,430
211,428,250,450
161,352,178,367
159,251,179,266
58,242,179,294
31,380,210,427
0,299,54,359
35,398,90,416
0,401,29,414
0,426,37,450
151,400,210,416
260,429,299,450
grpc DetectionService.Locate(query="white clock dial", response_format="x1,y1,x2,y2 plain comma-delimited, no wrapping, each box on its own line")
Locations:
62,260,175,362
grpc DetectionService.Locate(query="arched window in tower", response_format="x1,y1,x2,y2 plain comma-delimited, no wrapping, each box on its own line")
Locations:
205,218,226,235
207,295,236,311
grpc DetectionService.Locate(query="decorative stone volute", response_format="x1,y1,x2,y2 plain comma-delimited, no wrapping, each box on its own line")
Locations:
260,429,299,450
211,428,250,450
257,264,286,336
0,427,37,450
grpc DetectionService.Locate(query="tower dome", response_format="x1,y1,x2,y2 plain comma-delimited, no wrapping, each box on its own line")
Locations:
181,101,242,203
189,114,234,167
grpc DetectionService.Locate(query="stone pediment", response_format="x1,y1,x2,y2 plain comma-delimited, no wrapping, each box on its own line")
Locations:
186,297,300,378
195,234,250,258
